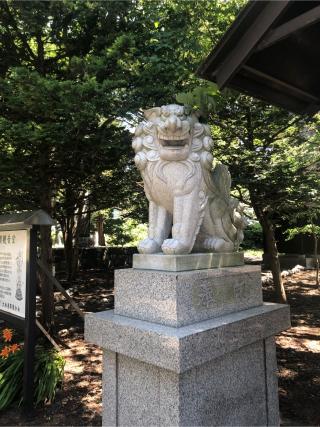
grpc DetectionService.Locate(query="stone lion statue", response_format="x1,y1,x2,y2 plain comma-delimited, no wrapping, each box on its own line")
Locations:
133,104,246,255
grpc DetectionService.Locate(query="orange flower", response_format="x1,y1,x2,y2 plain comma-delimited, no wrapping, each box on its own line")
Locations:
2,328,13,343
0,346,10,358
9,343,20,353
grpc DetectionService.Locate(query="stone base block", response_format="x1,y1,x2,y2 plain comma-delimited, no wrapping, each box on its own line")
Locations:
263,253,306,269
85,303,290,426
306,256,319,269
85,262,290,426
115,265,262,327
133,251,244,272
102,338,278,426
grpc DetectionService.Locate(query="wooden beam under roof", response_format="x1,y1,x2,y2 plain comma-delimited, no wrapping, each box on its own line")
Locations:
216,1,289,88
256,4,320,52
242,65,319,103
230,74,312,114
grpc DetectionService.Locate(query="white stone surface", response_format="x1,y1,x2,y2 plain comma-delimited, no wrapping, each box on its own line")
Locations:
102,350,117,426
114,265,262,326
102,342,269,427
133,251,244,271
133,104,247,255
264,336,280,425
85,303,290,373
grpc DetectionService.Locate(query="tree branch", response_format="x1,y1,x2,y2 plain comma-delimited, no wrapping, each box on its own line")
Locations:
1,1,37,62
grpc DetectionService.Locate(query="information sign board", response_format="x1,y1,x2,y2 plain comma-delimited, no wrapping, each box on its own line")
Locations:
0,210,54,412
0,230,27,318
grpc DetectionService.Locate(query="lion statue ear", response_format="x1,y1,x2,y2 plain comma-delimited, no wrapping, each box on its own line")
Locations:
143,107,161,121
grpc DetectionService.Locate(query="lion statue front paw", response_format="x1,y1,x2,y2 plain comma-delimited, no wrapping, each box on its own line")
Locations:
161,239,189,255
138,238,161,254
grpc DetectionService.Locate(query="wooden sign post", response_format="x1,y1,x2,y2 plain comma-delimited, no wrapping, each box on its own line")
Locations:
0,210,54,412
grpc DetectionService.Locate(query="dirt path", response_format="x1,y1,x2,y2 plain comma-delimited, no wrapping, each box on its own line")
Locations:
1,269,319,426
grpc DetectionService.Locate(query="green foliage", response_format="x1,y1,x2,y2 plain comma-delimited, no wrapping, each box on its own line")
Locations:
241,222,263,249
176,83,235,118
0,0,245,222
244,248,263,258
0,346,65,410
0,350,24,411
97,209,147,247
33,347,65,406
286,224,320,241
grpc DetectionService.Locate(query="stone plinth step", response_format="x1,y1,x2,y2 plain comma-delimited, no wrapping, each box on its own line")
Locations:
133,251,244,272
85,303,290,374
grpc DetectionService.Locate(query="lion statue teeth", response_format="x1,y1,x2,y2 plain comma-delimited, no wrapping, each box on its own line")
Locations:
133,104,246,255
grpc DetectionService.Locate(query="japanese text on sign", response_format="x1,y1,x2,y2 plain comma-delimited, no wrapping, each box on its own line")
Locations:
0,230,27,318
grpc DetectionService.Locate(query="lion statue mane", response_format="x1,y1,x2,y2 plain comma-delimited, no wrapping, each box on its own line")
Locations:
133,104,246,255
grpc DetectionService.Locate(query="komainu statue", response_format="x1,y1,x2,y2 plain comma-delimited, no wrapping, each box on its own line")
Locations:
133,104,246,255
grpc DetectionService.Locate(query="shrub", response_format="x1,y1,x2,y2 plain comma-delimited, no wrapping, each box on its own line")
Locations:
241,221,263,249
0,328,65,410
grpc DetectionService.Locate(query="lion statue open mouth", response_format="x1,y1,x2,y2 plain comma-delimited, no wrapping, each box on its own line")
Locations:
133,104,246,255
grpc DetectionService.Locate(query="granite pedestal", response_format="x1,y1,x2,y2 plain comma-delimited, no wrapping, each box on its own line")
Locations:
85,253,290,426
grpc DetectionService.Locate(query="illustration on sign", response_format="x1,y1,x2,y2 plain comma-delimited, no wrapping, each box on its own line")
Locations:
0,230,27,318
15,251,23,301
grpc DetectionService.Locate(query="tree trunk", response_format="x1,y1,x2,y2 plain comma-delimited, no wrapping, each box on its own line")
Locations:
261,215,287,304
62,215,79,283
97,215,106,246
38,142,54,333
61,207,84,282
39,225,54,330
39,193,54,333
63,221,74,282
36,36,55,333
72,210,82,280
314,234,319,287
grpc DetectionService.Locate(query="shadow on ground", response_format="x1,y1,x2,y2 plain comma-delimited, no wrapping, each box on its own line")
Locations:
264,270,320,426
